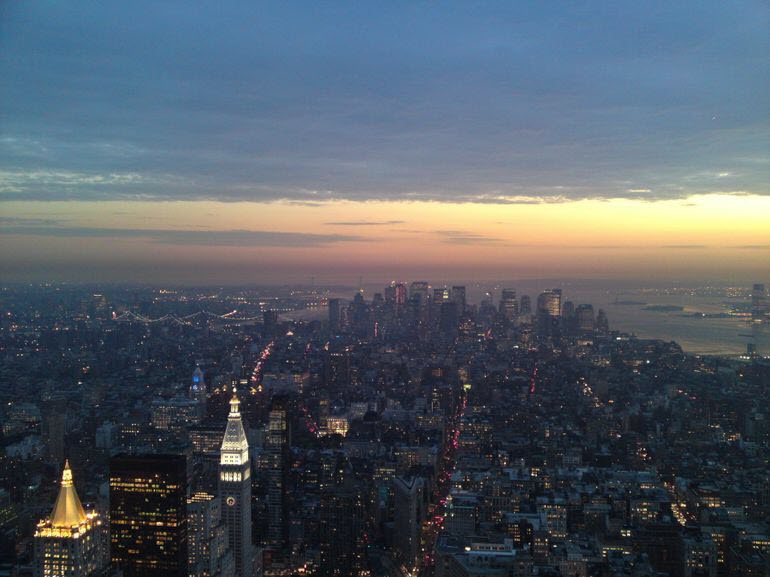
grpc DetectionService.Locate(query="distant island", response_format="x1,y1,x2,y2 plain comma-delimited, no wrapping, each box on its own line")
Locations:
613,299,648,305
644,304,685,312
679,312,732,319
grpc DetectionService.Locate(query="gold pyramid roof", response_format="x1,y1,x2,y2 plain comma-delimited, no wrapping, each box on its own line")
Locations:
220,387,249,465
50,460,87,528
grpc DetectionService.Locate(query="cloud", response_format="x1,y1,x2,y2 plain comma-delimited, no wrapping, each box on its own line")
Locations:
0,169,147,187
325,220,405,226
660,244,708,249
0,216,63,226
0,225,365,247
0,1,768,205
435,230,504,245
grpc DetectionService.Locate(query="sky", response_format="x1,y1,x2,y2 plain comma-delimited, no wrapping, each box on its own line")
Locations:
1,1,768,285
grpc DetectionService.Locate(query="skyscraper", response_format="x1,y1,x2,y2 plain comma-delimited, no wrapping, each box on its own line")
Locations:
409,281,430,304
265,396,290,548
328,298,341,331
191,366,207,413
394,282,408,308
537,289,562,317
438,301,459,342
384,282,397,304
323,346,351,393
451,285,467,314
519,295,532,316
109,454,188,577
575,304,595,332
318,482,367,576
433,287,450,302
536,289,562,336
499,289,518,321
219,388,254,576
188,492,236,577
393,475,426,572
41,396,67,464
596,309,609,334
349,291,372,338
34,461,108,577
262,310,279,337
384,281,407,307
752,283,766,321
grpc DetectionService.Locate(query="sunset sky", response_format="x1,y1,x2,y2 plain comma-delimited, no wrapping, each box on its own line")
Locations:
1,1,768,284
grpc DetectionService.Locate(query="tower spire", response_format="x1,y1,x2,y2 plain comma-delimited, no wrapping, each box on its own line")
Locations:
50,460,87,528
219,386,253,575
229,385,240,416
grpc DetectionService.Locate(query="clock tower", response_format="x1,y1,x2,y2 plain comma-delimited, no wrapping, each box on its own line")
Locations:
219,388,254,576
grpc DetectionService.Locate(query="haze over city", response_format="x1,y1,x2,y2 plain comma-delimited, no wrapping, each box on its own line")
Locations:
3,3,770,577
1,1,769,284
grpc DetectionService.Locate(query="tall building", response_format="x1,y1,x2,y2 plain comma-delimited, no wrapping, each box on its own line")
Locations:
536,289,562,336
384,282,397,304
596,308,609,333
384,282,408,307
575,304,595,332
191,366,208,416
318,483,367,576
151,396,204,431
519,295,532,316
537,289,562,317
323,346,351,392
188,492,236,577
499,289,518,321
41,397,67,464
409,281,430,304
433,287,450,302
110,454,188,577
349,292,372,338
219,388,254,577
328,298,341,331
445,492,480,537
451,286,467,313
262,310,279,336
34,461,108,577
394,282,408,308
752,283,767,321
439,301,459,341
265,396,290,548
394,475,426,572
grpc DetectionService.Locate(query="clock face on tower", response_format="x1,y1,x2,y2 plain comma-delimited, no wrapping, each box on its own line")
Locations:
226,496,236,507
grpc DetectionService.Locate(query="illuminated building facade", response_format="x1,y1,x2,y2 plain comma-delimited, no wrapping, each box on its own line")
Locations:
150,396,204,431
323,416,349,437
34,461,107,577
536,289,562,336
219,388,254,576
109,454,188,577
188,492,236,577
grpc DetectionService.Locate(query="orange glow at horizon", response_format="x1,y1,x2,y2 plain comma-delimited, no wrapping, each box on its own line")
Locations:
2,194,769,283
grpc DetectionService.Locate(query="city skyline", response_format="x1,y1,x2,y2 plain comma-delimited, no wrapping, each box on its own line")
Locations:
3,3,770,576
7,279,769,576
2,1,769,283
